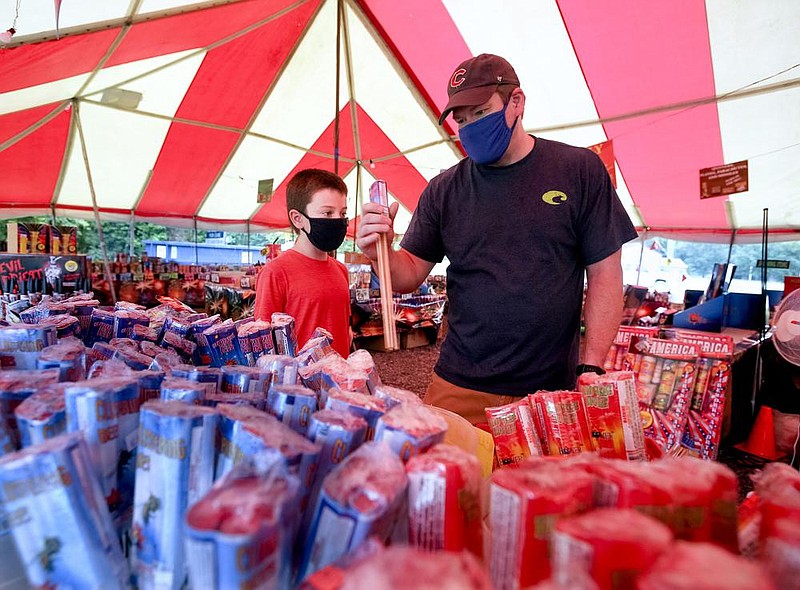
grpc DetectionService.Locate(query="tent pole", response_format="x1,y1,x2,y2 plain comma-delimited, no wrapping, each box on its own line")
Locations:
74,100,116,304
353,161,361,252
50,205,57,227
247,221,251,263
724,229,736,271
635,229,647,286
333,0,342,175
194,217,199,265
129,213,135,258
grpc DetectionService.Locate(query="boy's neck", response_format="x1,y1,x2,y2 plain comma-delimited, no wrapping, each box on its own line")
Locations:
292,232,329,261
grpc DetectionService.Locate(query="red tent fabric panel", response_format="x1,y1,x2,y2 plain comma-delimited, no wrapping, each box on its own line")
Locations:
558,1,727,229
0,104,70,204
0,30,118,93
136,3,318,217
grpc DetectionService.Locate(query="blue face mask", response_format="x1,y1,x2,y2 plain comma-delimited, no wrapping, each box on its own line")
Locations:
458,102,518,165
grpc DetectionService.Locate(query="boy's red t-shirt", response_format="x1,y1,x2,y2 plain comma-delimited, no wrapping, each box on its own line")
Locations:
254,249,351,357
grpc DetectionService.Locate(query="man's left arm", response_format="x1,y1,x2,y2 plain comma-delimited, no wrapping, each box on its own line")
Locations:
582,249,624,367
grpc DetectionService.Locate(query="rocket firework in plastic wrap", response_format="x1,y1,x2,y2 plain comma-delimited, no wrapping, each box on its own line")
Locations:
160,377,205,405
72,299,100,336
113,347,155,371
220,365,252,394
297,335,337,368
266,384,318,436
113,309,149,339
189,366,222,398
139,340,162,358
306,409,367,496
85,308,115,346
237,320,274,365
136,370,166,405
488,459,594,589
603,326,660,372
677,456,739,551
486,398,543,466
271,312,298,357
169,363,195,379
373,384,421,409
578,372,646,461
338,545,493,590
256,353,299,389
132,401,218,590
324,388,386,440
37,338,86,382
157,315,191,345
64,376,140,523
551,508,673,590
636,541,775,590
301,355,370,397
405,443,482,556
37,313,81,339
662,330,734,461
189,315,221,365
374,402,448,462
530,391,593,457
161,330,196,362
203,320,246,366
0,369,60,448
345,349,381,394
299,442,408,581
0,432,130,589
0,324,57,369
185,458,300,590
754,462,800,543
14,383,70,448
131,323,159,343
625,336,699,454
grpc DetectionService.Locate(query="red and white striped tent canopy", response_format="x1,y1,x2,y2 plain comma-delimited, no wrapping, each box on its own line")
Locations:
1,0,798,242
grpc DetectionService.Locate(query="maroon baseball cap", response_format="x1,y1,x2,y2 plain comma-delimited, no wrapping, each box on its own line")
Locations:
438,54,520,125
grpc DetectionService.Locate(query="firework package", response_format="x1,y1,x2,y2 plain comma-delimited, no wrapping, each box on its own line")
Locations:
662,328,734,460
603,325,660,372
625,335,700,454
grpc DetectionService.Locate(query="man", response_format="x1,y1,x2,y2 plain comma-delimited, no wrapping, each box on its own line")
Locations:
356,54,638,424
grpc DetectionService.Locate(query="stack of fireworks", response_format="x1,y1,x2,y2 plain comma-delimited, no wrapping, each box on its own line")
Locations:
624,335,700,454
663,328,734,460
486,380,646,466
236,319,274,366
751,463,800,586
603,325,660,372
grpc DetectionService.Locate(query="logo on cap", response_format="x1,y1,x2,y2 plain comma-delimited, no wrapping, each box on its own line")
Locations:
450,68,467,88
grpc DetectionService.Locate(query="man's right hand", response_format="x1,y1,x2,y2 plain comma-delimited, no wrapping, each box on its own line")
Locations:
355,201,399,262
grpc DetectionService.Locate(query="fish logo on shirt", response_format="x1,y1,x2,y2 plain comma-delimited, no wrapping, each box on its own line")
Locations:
542,190,568,205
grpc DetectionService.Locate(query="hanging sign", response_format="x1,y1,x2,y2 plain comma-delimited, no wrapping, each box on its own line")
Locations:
699,160,748,199
587,140,617,188
257,179,274,203
756,259,790,269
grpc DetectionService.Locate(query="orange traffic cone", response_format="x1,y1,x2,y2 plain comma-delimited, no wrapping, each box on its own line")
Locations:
735,405,782,460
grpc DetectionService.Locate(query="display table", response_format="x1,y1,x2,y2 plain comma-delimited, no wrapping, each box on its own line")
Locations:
352,294,446,350
204,282,256,320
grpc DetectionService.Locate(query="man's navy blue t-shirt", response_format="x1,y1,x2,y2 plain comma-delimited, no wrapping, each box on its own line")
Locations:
400,137,638,395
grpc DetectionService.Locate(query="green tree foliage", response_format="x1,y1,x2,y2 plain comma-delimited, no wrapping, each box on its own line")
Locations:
668,239,800,283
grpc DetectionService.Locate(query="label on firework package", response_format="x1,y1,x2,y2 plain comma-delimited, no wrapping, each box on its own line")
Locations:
529,391,593,456
486,399,543,466
266,384,318,436
663,330,733,461
271,313,297,357
203,322,246,367
604,326,660,371
85,309,115,347
373,403,448,463
0,325,58,370
133,402,217,590
15,385,69,448
627,336,700,454
579,372,646,461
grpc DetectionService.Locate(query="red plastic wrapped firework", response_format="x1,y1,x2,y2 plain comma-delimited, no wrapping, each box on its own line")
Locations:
339,546,492,590
0,369,61,447
489,461,594,589
297,336,337,368
374,403,447,462
372,385,421,409
299,442,407,580
552,508,673,590
161,330,196,362
325,388,386,440
271,312,298,357
754,462,800,543
646,459,716,542
405,443,482,556
113,348,154,371
530,391,593,457
346,350,381,394
131,324,159,343
677,457,739,551
636,541,775,590
37,314,81,339
160,377,205,405
14,383,70,447
579,372,646,461
761,516,800,587
486,398,543,467
37,339,86,381
139,341,162,358
113,309,149,339
300,355,369,395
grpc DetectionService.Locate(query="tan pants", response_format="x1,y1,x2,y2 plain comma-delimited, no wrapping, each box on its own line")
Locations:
423,373,519,425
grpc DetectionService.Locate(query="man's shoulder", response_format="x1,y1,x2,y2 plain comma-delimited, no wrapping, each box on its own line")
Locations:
424,159,470,196
536,136,595,161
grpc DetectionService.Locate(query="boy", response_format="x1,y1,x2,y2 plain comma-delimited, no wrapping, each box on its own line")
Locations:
254,169,351,357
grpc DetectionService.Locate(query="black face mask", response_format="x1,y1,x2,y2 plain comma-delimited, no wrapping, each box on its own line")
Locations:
297,211,348,252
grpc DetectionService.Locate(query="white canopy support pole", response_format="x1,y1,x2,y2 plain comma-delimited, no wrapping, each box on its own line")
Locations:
194,216,199,265
635,229,648,287
353,160,361,253
129,212,135,258
74,99,116,304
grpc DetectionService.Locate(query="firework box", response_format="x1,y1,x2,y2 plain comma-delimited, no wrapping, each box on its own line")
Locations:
578,371,647,461
529,391,593,457
626,335,700,454
6,221,50,254
662,328,734,461
603,326,660,372
50,225,78,255
485,398,543,467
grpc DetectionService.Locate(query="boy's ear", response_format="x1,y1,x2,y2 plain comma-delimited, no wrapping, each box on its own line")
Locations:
288,208,305,231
